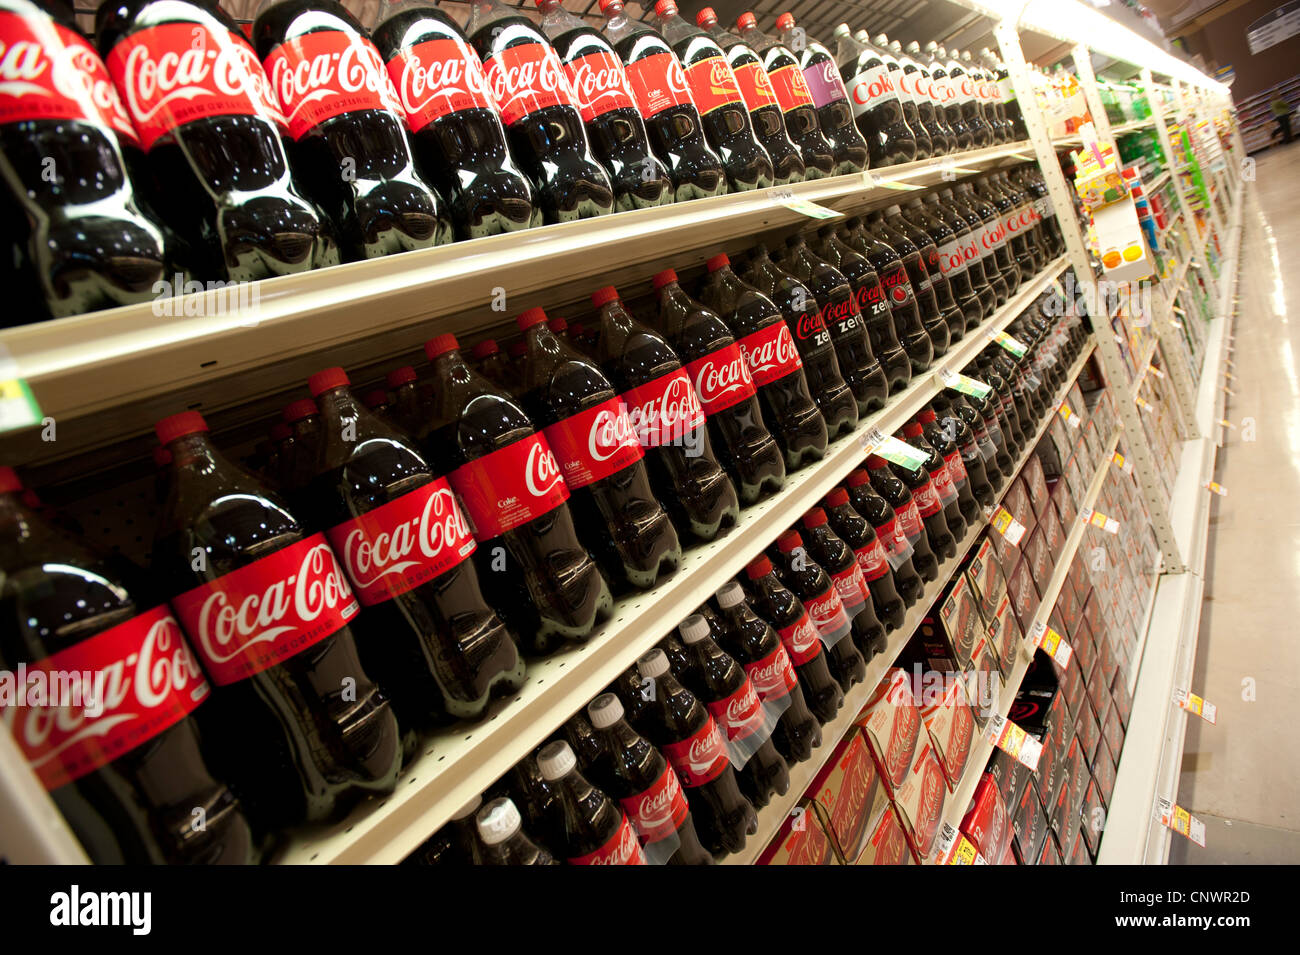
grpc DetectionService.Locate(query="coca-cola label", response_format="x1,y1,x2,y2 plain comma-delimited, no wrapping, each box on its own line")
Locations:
105,22,285,150
766,62,813,112
931,462,958,502
624,50,691,119
0,13,139,144
880,264,915,308
561,47,635,123
830,562,868,611
683,54,742,115
618,764,689,845
541,395,643,490
853,275,889,320
805,584,851,642
943,449,968,487
855,537,891,582
263,30,404,140
776,612,822,665
800,58,845,108
684,342,757,416
386,36,494,132
736,321,802,388
326,478,475,607
705,678,765,745
936,238,966,276
913,754,945,855
873,515,908,558
896,498,924,541
171,534,358,686
446,433,569,540
567,814,648,865
619,368,706,449
743,643,798,702
912,478,942,517
1,606,209,791
1002,206,1024,238
731,59,777,111
929,74,952,106
819,289,861,334
482,41,573,126
846,63,897,118
885,698,920,787
661,716,729,787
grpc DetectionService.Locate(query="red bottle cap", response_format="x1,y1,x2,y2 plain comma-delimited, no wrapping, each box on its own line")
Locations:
363,389,389,409
903,421,924,439
917,407,937,424
569,322,587,339
846,468,871,487
745,555,772,579
801,508,828,529
651,268,678,290
654,0,677,16
509,342,527,359
775,11,795,30
591,285,620,308
387,365,418,387
269,424,292,443
825,487,849,507
548,315,568,334
425,333,459,359
776,529,802,552
705,253,730,272
517,306,548,331
696,6,717,27
0,466,20,493
156,411,209,445
283,400,318,424
736,11,756,30
866,454,888,469
308,366,350,397
153,445,173,467
598,0,622,15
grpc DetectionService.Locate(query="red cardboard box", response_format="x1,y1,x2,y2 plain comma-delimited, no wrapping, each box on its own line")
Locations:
1024,525,1054,593
919,677,976,792
1024,454,1051,517
757,798,838,865
807,730,882,863
1101,701,1126,763
853,804,914,865
1006,554,1041,634
1090,732,1117,805
986,595,1022,678
892,739,948,861
1037,832,1063,865
960,772,1013,863
938,574,985,669
858,669,922,794
1011,774,1049,864
1041,502,1066,563
1080,779,1106,857
967,537,1008,622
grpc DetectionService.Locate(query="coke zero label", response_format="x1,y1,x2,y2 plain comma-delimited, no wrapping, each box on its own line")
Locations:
736,321,802,387
800,58,845,108
660,715,729,787
105,22,286,150
853,277,890,320
805,584,851,644
326,478,476,607
742,643,798,702
0,13,139,144
482,41,572,126
624,51,692,119
790,306,829,345
912,478,942,517
705,678,765,746
766,62,812,112
943,449,968,487
567,814,648,865
446,433,569,540
854,537,891,583
880,264,915,308
541,396,644,490
896,498,924,542
776,612,822,665
385,36,494,132
731,60,778,111
561,48,635,122
618,764,690,844
830,562,871,611
1,606,208,791
263,30,403,140
619,368,706,449
683,55,742,115
171,534,358,686
846,64,896,118
819,289,861,333
684,342,758,416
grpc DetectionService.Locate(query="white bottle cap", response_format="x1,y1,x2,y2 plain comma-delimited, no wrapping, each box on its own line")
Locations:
537,740,576,781
638,648,670,679
873,33,888,47
715,582,745,608
450,794,482,820
678,614,711,643
885,204,902,216
588,692,625,729
833,22,850,37
476,797,522,846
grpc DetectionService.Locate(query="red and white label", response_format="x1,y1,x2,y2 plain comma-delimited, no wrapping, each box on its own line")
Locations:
706,679,765,746
620,368,706,449
936,239,966,276
731,60,777,111
562,47,635,122
0,12,139,144
683,55,742,115
830,562,869,612
170,535,358,686
326,478,476,607
873,514,910,559
568,814,648,865
776,612,822,665
1,606,209,791
743,643,798,702
661,716,730,787
624,50,691,119
685,342,757,416
446,433,570,540
854,536,891,582
929,463,957,502
618,764,689,844
766,62,813,111
542,395,643,490
482,41,572,126
846,64,896,118
385,36,494,132
105,22,285,151
805,584,851,642
884,700,920,787
896,498,924,541
880,264,915,308
736,322,802,388
943,450,968,486
263,30,403,140
912,478,942,517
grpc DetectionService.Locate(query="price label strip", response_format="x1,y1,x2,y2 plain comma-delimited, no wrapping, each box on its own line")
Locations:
938,368,993,399
859,429,928,471
1204,481,1228,497
1176,689,1218,724
1148,365,1166,380
1080,507,1120,534
1112,452,1134,475
1219,419,1237,430
932,822,986,865
769,189,843,219
877,179,924,191
1030,621,1075,669
1135,396,1155,414
988,329,1028,357
984,713,1042,771
1157,798,1207,848
989,505,1027,546
0,378,41,434
860,171,876,191
1058,403,1082,429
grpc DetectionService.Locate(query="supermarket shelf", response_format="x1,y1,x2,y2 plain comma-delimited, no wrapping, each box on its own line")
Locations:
1052,117,1154,150
724,338,1099,867
1127,335,1161,403
268,256,1069,865
1146,170,1170,193
928,427,1122,862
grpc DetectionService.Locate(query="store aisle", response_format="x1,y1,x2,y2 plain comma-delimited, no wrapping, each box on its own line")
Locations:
1171,142,1300,864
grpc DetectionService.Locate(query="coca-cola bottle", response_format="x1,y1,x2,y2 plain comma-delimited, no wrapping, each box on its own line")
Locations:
742,555,843,723
902,418,967,543
898,38,951,154
585,693,713,864
882,204,965,344
863,454,939,583
883,442,957,560
673,615,790,808
152,412,401,831
985,50,1027,141
534,0,672,211
922,189,995,320
653,268,785,504
917,405,982,527
515,306,680,590
0,467,254,863
742,245,858,438
301,366,526,730
839,217,933,373
932,391,997,505
385,365,428,435
372,0,539,238
696,6,804,185
734,12,832,178
599,0,726,201
781,235,888,414
941,48,991,149
469,340,515,393
536,740,647,864
814,224,912,394
699,253,827,469
924,42,970,152
971,351,1026,457
799,508,887,659
966,51,1009,144
999,171,1045,273
978,175,1034,281
476,797,560,864
953,371,1013,483
96,0,338,281
844,468,924,605
631,648,756,858
864,210,950,358
956,181,1019,295
712,582,820,762
945,185,1009,307
592,285,739,542
822,487,905,631
769,529,866,691
654,1,773,192
363,388,391,415
831,27,916,167
901,197,983,333
465,0,615,222
418,334,612,653
776,13,867,175
873,34,932,159
0,0,169,319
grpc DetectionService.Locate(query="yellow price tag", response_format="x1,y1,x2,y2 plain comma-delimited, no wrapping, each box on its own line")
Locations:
0,378,41,433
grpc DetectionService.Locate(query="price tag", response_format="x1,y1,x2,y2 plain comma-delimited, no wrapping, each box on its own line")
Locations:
860,171,875,191
987,329,1028,357
989,505,1027,546
1158,799,1207,848
1081,507,1120,533
877,179,924,191
1030,621,1075,669
1112,452,1134,475
1223,386,1236,396
1113,332,1126,347
1135,396,1155,414
1219,419,1237,430
1170,319,1184,330
0,378,41,434
1224,371,1235,380
1204,481,1228,496
933,823,985,865
771,191,843,219
859,429,928,471
984,713,1042,771
938,368,993,398
1058,403,1082,429
1176,689,1219,724
1148,365,1166,380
